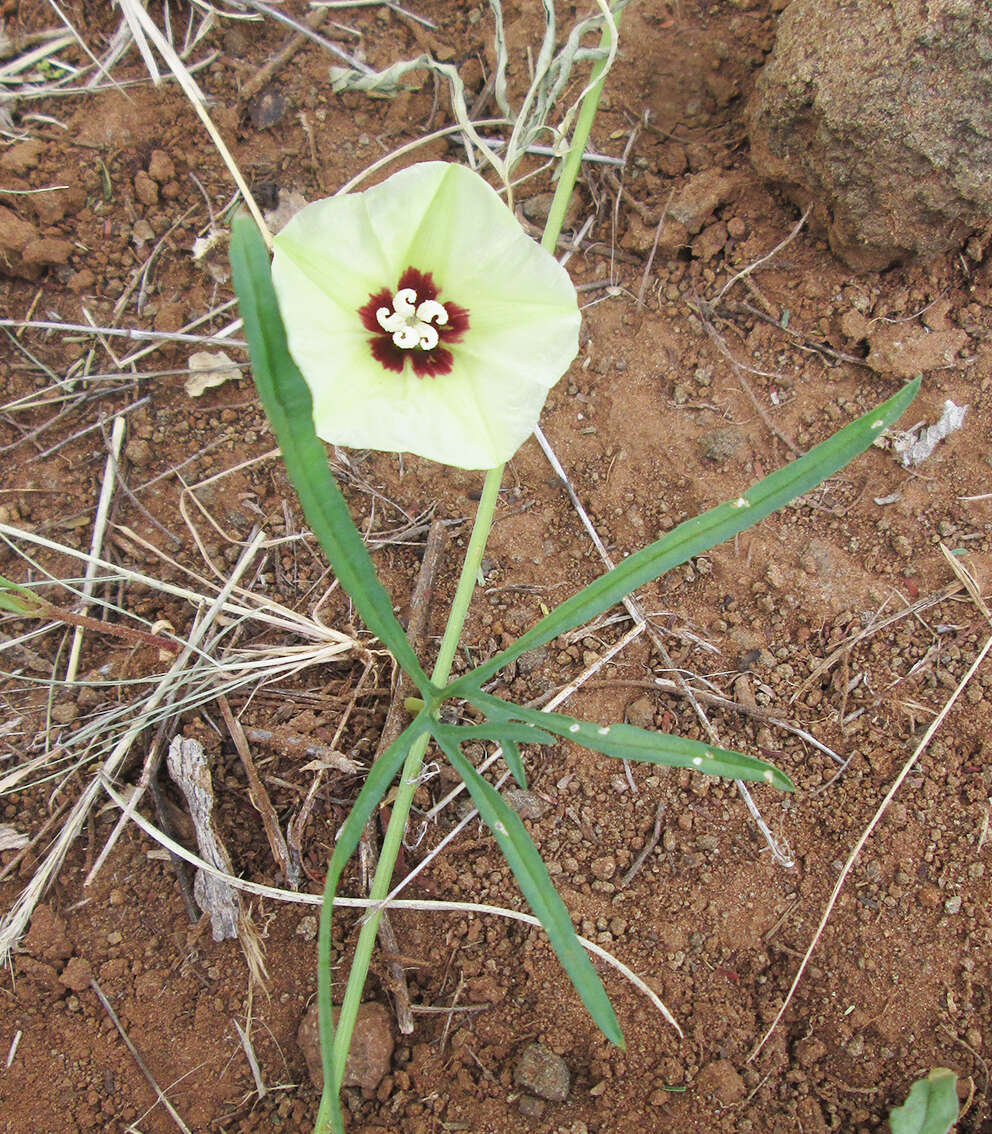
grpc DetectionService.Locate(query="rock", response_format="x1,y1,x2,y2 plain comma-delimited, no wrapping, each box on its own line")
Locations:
624,694,655,730
23,904,73,963
518,1094,546,1118
621,211,687,255
656,141,687,177
516,646,548,674
514,1043,571,1103
695,1058,745,1105
865,324,968,379
794,1035,827,1068
69,268,95,294
134,169,159,207
132,218,155,247
691,220,728,261
0,140,44,174
60,956,92,992
21,238,73,267
125,438,154,468
30,190,68,226
838,308,872,343
0,205,39,266
668,168,742,234
503,789,549,820
697,426,747,462
51,701,79,725
298,1000,394,1094
590,855,617,881
465,975,505,1003
522,190,580,228
748,0,992,270
295,915,317,942
726,216,748,241
148,149,176,183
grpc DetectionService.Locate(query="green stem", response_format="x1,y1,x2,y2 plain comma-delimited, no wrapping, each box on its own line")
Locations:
315,465,503,1132
541,6,621,254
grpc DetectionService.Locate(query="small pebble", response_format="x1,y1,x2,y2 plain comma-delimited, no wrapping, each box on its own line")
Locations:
514,1043,571,1102
295,916,317,942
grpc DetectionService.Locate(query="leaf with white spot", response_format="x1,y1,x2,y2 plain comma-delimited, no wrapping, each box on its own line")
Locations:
471,690,794,791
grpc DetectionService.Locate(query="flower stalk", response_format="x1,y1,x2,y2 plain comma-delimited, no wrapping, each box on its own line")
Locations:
313,12,623,1128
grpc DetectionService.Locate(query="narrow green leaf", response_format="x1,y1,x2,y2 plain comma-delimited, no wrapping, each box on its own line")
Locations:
446,378,920,697
500,738,526,789
432,720,558,789
432,721,556,748
472,691,794,790
888,1068,958,1134
0,575,42,616
434,730,623,1046
229,213,435,699
316,712,432,1132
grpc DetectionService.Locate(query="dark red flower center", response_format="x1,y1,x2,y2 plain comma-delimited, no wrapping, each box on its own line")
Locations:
358,267,469,379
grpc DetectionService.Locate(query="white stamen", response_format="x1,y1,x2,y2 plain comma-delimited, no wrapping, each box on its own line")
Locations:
375,307,404,333
375,286,450,352
393,288,417,316
393,324,420,349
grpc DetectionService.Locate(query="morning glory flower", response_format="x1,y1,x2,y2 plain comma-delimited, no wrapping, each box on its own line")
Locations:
270,162,580,470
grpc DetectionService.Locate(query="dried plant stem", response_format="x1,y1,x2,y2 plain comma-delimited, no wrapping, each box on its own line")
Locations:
749,629,992,1061
32,602,178,654
90,976,194,1134
65,414,125,683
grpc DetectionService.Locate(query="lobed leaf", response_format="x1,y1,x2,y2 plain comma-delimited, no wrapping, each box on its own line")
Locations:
229,213,435,699
473,691,794,790
446,378,921,697
433,729,623,1046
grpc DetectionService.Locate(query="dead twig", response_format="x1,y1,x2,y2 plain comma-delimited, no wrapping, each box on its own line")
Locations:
218,694,297,889
238,7,332,103
750,620,992,1060
637,186,675,307
620,798,666,886
90,975,195,1134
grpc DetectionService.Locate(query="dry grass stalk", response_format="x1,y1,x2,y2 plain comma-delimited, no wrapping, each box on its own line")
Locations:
749,550,992,1061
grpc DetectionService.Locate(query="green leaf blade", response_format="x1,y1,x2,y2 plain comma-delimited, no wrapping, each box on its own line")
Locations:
889,1068,958,1134
472,691,794,790
229,213,435,698
434,729,623,1047
499,738,527,788
446,378,920,697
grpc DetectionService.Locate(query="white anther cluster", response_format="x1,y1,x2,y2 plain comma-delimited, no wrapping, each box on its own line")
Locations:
376,288,449,350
